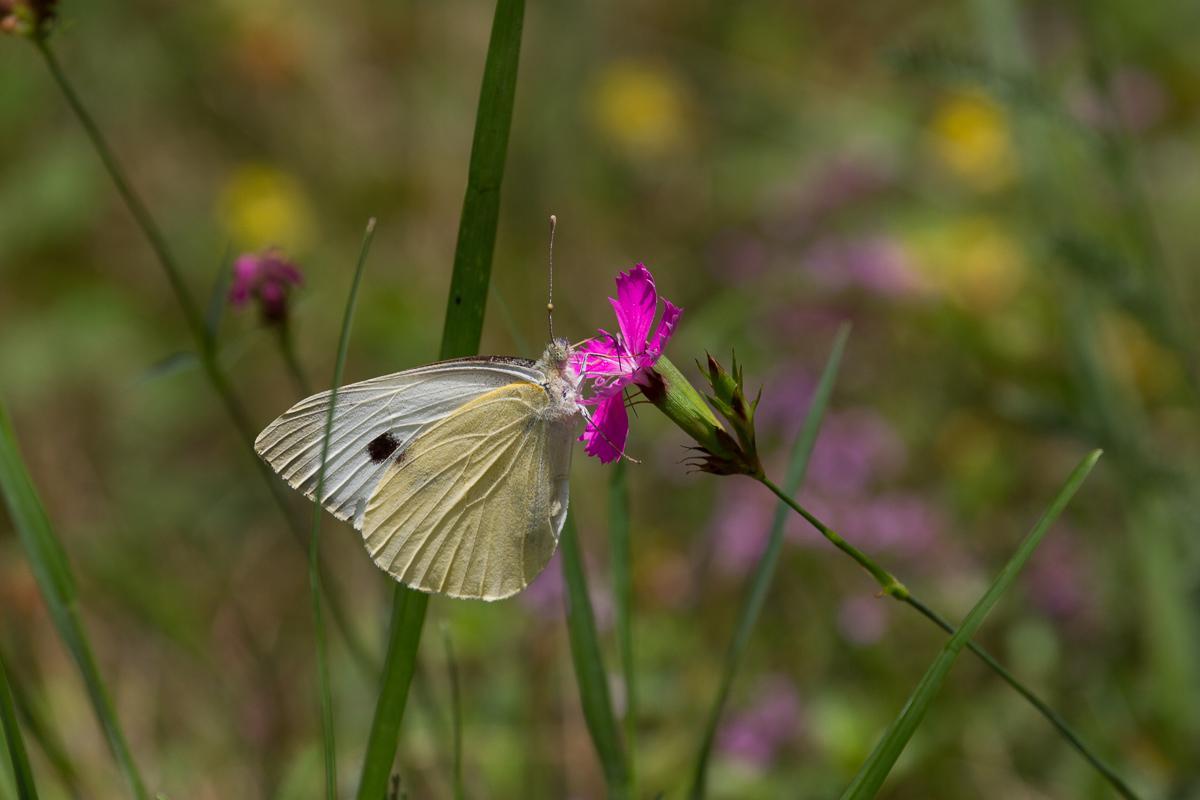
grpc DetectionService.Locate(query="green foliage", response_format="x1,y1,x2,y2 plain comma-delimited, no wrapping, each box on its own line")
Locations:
0,402,147,799
0,651,39,800
689,325,849,799
840,450,1102,799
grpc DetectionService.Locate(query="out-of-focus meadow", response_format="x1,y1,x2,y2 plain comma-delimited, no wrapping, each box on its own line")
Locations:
2,0,1199,797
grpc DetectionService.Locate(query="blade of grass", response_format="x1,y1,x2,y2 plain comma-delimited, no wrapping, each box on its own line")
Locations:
439,627,465,800
0,651,38,800
561,515,630,796
608,458,635,790
0,403,148,800
688,324,849,799
31,36,375,683
840,450,1102,800
357,1,525,796
7,662,79,798
310,219,378,799
204,245,233,347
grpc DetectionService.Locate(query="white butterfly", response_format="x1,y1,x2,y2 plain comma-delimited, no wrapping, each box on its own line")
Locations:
254,338,582,601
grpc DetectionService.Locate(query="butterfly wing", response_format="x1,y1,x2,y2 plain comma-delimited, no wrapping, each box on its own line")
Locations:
361,381,575,601
254,357,543,527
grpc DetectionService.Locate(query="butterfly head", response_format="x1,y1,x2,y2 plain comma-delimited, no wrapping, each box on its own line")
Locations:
537,337,582,418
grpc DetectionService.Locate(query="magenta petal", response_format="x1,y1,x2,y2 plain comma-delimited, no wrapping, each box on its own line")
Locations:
648,300,682,357
609,264,658,353
581,391,628,464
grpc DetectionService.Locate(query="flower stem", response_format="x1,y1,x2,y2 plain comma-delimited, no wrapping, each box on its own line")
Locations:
34,38,376,681
757,476,1140,800
759,476,908,599
278,323,313,397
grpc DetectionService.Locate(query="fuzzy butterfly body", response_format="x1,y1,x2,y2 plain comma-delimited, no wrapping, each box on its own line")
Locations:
254,339,581,600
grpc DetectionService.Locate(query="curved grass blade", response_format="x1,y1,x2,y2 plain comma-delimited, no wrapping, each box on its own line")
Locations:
357,1,525,797
688,324,849,799
0,651,38,800
608,459,635,790
0,402,148,799
840,450,1102,800
561,516,630,796
310,219,378,799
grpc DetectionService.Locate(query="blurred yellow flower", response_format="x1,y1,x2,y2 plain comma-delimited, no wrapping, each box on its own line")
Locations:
1098,311,1180,401
908,217,1027,312
928,91,1016,190
217,164,314,251
590,60,688,156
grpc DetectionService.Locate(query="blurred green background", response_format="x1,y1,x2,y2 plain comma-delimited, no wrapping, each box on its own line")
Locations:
2,0,1198,797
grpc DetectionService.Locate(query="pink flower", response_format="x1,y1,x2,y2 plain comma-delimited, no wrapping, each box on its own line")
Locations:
229,248,303,323
570,264,681,463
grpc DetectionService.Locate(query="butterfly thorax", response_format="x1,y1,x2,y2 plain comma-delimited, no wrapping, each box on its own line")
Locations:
536,337,582,421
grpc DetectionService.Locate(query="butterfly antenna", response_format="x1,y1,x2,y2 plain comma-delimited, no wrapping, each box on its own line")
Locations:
547,214,557,341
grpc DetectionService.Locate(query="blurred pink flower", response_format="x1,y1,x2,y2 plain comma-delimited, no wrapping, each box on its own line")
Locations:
717,676,802,767
805,235,925,297
521,552,613,629
1070,66,1168,134
837,595,889,645
710,480,775,577
790,491,943,559
1025,531,1093,623
571,264,682,463
808,409,907,495
229,248,303,323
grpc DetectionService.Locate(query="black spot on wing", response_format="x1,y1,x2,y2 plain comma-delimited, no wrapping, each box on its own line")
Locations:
367,432,400,463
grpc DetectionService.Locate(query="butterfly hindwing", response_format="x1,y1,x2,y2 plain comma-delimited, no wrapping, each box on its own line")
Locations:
362,381,575,601
253,358,542,527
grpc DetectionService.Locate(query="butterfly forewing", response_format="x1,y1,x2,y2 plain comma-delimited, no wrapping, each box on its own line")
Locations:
253,358,542,527
362,381,574,601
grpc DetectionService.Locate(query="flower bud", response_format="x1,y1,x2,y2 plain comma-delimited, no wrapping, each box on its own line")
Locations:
641,356,763,477
1,0,57,39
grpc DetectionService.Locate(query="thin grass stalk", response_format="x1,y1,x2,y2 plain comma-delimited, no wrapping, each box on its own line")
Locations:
440,628,465,800
760,476,1141,799
31,37,375,681
8,665,79,798
607,459,635,790
688,324,848,799
0,403,147,799
0,651,38,800
309,219,378,799
840,451,1101,799
357,1,525,795
560,516,630,796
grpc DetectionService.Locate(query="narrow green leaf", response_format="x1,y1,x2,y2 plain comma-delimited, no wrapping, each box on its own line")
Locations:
439,0,524,358
840,449,1102,800
561,516,630,795
0,402,148,800
310,219,377,799
6,658,79,796
608,458,635,789
0,652,38,800
357,589,427,799
440,627,465,800
358,1,525,796
689,324,849,799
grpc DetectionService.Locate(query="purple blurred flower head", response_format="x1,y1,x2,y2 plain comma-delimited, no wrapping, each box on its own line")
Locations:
1025,532,1092,623
570,264,682,463
0,0,57,37
805,236,925,297
229,248,303,324
718,676,802,768
837,595,889,645
808,409,907,495
1071,66,1168,134
710,480,775,577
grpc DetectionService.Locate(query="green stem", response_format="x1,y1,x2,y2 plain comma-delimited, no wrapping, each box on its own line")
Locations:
279,323,313,397
758,477,1140,800
759,477,908,599
33,37,376,682
608,460,636,791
